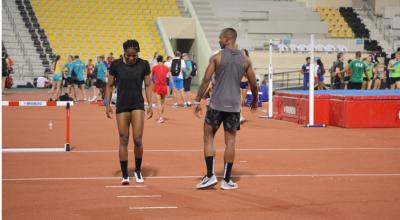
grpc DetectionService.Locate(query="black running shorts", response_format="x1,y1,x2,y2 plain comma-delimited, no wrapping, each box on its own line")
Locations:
205,107,240,131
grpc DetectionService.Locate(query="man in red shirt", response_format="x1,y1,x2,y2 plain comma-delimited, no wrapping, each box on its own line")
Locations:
152,55,171,123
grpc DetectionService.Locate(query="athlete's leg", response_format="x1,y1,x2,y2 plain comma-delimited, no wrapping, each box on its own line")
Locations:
116,112,131,180
130,110,145,182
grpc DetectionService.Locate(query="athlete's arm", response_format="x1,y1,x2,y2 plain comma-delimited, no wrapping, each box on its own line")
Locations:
244,56,258,112
105,74,115,118
195,55,217,103
194,54,218,118
144,73,153,119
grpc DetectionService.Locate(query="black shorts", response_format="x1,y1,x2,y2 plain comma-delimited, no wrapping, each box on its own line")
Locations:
73,79,85,85
95,79,106,89
183,77,192,92
348,82,362,89
344,76,350,82
205,107,240,131
66,77,74,85
240,81,248,89
390,77,400,84
116,106,145,114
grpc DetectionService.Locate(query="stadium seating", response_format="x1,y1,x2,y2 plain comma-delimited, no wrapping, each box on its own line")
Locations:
31,0,181,62
316,7,354,38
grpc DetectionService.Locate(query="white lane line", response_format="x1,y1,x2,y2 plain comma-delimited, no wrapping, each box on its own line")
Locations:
4,173,400,181
117,195,161,198
129,206,177,210
69,147,400,153
105,185,147,188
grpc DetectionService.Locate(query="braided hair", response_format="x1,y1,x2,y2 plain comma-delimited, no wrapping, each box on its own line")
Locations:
123,39,140,52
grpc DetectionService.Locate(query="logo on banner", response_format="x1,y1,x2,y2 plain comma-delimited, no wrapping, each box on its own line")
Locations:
21,101,44,106
283,105,296,115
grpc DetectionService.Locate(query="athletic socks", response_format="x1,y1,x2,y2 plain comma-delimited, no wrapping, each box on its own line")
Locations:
135,158,142,173
120,161,128,179
205,156,214,177
223,162,233,182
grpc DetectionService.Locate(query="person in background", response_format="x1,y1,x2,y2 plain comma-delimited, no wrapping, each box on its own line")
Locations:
301,57,311,90
182,53,193,107
36,74,50,88
331,52,345,89
49,55,63,100
152,55,171,123
388,51,400,89
86,59,95,89
165,51,187,108
315,59,326,90
106,52,114,70
346,51,369,90
165,56,173,97
92,55,108,102
2,53,9,94
64,55,76,100
362,55,377,90
150,51,159,67
72,55,87,101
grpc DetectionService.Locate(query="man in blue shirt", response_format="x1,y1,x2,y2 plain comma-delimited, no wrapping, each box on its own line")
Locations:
72,55,87,101
301,57,311,90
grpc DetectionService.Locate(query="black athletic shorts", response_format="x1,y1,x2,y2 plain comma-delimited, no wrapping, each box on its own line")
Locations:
183,77,192,92
348,82,362,90
116,106,144,114
390,77,400,84
73,79,85,85
66,77,74,85
95,79,106,89
205,107,240,131
344,76,350,82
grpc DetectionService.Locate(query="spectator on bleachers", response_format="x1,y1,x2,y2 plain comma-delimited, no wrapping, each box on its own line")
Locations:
301,57,311,90
36,75,49,88
362,55,377,90
331,52,345,89
49,55,63,101
165,51,187,108
388,51,400,89
346,51,369,90
150,51,159,67
106,52,114,70
182,53,193,107
315,59,326,90
72,55,87,101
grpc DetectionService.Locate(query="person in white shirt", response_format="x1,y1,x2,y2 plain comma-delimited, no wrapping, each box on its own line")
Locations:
165,51,188,107
36,75,49,88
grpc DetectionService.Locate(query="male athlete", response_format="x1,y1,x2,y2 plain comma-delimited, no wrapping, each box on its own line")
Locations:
194,28,258,190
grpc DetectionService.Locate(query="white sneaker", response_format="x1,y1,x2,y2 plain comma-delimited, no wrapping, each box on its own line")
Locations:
121,177,130,185
220,180,238,190
172,103,179,108
196,175,218,189
134,171,144,183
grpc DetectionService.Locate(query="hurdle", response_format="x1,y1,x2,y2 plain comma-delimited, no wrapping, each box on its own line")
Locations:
305,34,326,128
258,39,274,119
2,101,74,152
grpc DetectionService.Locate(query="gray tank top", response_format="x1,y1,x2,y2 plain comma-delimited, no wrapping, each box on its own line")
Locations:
210,48,245,112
